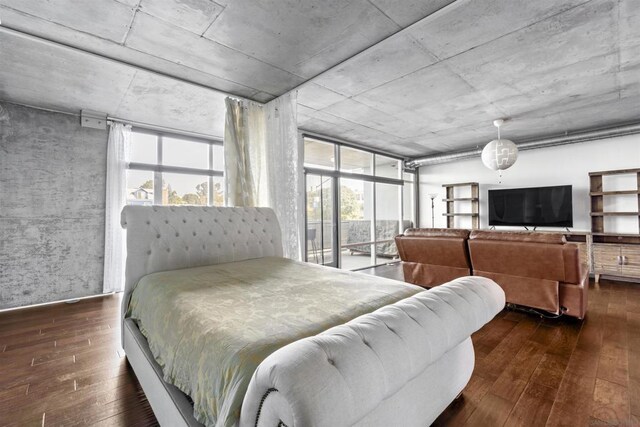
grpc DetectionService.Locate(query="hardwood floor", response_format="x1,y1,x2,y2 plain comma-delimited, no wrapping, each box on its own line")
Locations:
0,275,638,426
433,278,640,427
0,296,156,427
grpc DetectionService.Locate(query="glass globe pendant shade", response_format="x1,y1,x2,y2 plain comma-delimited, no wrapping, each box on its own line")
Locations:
481,138,518,171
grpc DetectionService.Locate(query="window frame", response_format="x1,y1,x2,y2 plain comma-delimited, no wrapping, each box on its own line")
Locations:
127,126,224,206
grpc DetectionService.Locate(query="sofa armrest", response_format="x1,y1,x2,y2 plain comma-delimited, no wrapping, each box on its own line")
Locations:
240,277,505,427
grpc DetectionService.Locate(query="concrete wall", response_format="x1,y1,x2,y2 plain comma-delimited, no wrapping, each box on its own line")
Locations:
419,135,640,233
0,102,108,309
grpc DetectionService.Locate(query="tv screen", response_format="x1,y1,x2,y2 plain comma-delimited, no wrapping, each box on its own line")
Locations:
488,185,573,227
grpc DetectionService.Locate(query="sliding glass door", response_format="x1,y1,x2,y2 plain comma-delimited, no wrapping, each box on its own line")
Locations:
304,136,417,270
305,174,337,267
340,178,374,269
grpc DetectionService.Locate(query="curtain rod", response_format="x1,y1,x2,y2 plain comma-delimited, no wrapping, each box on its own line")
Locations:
107,116,222,141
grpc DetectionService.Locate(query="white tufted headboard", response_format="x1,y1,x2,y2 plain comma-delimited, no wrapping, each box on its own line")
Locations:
120,206,283,322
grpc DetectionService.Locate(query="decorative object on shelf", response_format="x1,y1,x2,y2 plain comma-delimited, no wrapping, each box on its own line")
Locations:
481,119,518,177
429,193,438,228
442,183,480,229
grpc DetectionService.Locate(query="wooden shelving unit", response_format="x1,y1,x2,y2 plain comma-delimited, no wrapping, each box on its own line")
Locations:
590,168,640,233
589,168,640,282
442,182,479,229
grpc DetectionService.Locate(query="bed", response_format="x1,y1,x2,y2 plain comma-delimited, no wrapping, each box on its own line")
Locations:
120,206,505,427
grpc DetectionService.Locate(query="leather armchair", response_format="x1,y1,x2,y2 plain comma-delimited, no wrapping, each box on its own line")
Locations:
395,228,472,288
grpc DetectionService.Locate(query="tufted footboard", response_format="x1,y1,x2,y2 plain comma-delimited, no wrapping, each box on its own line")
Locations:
240,276,505,427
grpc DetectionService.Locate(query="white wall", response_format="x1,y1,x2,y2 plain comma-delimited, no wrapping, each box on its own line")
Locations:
419,135,640,233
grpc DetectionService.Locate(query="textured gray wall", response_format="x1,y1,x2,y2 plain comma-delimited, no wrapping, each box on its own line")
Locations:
0,102,108,309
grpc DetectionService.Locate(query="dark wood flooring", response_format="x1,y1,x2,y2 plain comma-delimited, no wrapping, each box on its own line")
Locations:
0,296,155,427
0,270,638,426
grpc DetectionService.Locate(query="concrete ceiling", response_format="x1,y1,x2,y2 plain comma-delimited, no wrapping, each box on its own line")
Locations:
0,0,638,156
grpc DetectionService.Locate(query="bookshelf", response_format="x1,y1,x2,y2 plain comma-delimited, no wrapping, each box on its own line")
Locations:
589,168,640,282
442,182,479,229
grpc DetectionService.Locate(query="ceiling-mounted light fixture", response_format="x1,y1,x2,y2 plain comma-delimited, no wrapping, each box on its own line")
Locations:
481,119,518,173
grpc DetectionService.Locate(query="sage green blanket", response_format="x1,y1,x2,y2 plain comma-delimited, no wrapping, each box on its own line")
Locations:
127,257,422,427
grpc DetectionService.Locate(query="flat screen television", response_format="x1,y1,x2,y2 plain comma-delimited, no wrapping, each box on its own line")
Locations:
488,185,573,228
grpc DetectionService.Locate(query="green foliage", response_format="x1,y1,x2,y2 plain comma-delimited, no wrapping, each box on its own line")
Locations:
306,184,362,220
340,185,363,220
167,185,183,205
182,193,201,204
134,178,224,206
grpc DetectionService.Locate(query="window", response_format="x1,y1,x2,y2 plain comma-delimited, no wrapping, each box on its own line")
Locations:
340,146,372,175
304,138,336,170
126,129,224,206
304,136,418,270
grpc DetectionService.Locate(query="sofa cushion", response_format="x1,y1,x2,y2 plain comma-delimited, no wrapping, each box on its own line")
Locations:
469,230,566,244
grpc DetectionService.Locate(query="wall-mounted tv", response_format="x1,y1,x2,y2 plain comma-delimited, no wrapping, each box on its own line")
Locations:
488,185,573,228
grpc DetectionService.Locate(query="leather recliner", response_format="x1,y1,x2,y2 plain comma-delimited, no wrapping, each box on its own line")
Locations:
395,228,472,288
395,229,589,319
467,230,588,319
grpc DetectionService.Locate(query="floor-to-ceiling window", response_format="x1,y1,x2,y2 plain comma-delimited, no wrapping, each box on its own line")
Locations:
304,136,417,270
126,128,224,206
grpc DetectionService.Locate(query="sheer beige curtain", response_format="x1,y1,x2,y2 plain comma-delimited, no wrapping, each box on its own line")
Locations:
224,97,266,207
223,92,302,259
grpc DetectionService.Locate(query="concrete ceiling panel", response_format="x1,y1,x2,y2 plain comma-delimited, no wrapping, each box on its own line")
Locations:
452,1,618,91
300,109,358,135
407,0,591,60
0,32,136,115
138,0,225,35
125,12,304,96
296,83,347,110
115,0,140,6
320,98,427,138
367,0,456,27
312,32,438,97
0,6,262,100
619,0,640,69
1,0,639,158
114,71,227,137
202,0,399,78
0,0,136,43
351,63,480,126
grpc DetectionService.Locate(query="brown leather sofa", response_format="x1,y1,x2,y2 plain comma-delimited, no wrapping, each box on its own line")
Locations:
395,228,471,288
395,229,589,319
467,230,588,319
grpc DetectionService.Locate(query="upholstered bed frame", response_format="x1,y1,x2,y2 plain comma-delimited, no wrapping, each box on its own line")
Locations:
121,206,505,427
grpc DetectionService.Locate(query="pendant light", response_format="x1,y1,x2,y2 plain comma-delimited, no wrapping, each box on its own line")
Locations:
481,119,518,173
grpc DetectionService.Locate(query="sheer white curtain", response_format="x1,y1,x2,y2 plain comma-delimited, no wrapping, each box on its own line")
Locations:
264,91,303,260
103,122,131,293
224,92,302,260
